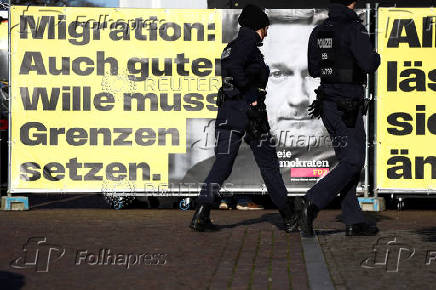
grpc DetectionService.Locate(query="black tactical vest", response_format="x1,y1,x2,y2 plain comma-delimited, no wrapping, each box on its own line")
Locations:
317,21,366,84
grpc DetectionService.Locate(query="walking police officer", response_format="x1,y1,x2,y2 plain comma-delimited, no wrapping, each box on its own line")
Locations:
189,4,297,233
297,0,381,236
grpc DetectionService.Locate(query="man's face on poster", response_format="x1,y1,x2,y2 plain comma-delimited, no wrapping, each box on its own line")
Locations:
263,23,327,147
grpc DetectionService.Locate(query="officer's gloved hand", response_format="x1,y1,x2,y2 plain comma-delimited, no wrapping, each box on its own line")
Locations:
248,88,267,111
307,100,322,119
257,88,267,103
308,89,323,119
216,87,225,107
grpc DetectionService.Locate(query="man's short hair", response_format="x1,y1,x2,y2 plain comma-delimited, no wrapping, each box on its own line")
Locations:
222,9,326,42
266,9,326,26
222,9,365,43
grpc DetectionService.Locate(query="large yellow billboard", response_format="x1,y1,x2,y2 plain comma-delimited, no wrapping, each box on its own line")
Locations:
10,6,223,192
377,8,436,190
10,7,365,194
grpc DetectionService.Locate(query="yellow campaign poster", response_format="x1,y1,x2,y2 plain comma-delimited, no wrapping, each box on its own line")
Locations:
377,8,436,190
10,6,223,192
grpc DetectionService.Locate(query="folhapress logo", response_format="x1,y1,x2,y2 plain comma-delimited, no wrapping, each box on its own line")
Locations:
361,236,415,272
75,249,167,269
10,237,66,272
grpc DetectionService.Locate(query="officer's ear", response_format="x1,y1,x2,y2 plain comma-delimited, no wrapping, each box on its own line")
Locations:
259,26,268,39
255,28,265,40
349,1,357,9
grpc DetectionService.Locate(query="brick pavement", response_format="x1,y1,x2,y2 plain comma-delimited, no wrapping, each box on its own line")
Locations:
1,194,435,290
314,210,436,290
0,194,309,290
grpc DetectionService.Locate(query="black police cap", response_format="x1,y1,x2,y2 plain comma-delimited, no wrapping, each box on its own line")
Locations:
238,4,270,31
330,0,358,5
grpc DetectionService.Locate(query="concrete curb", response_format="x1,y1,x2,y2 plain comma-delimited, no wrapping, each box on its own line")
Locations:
301,231,335,290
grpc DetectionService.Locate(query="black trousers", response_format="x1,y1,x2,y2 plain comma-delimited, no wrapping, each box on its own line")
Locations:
306,98,366,225
197,127,289,211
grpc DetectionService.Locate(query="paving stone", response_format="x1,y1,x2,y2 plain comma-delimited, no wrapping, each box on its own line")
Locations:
11,195,436,289
315,210,436,290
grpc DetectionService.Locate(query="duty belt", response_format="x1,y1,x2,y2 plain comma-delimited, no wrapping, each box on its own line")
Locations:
216,87,243,107
308,89,370,128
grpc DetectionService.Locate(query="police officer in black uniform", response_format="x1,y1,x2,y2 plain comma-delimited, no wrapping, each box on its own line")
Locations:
297,0,381,237
189,5,297,233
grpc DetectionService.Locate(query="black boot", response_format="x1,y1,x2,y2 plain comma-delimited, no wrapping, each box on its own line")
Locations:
278,201,299,233
203,206,218,230
296,197,319,238
345,223,379,236
189,204,218,232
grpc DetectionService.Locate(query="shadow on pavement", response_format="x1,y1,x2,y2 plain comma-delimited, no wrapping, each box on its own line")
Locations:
316,229,344,236
214,213,285,231
0,271,25,290
30,194,110,209
335,212,394,224
414,227,436,243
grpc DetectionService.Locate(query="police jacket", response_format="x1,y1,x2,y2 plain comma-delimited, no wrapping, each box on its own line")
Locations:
216,26,270,131
308,3,380,99
220,26,270,104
